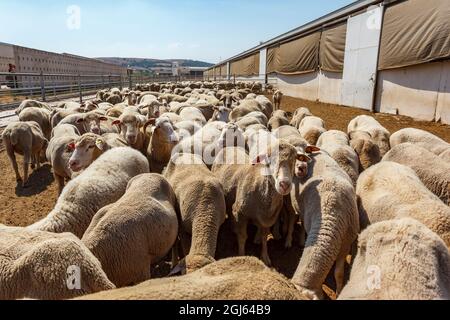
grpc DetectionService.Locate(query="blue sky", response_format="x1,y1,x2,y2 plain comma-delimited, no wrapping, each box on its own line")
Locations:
0,0,354,63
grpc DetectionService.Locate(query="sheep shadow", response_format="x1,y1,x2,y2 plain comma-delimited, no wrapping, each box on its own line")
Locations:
15,164,54,197
216,219,303,278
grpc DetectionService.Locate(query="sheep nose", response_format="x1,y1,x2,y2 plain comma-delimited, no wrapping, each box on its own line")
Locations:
279,181,291,194
92,128,100,134
69,160,78,169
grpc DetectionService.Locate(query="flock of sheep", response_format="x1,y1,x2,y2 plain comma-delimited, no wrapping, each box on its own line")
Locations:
1,79,449,300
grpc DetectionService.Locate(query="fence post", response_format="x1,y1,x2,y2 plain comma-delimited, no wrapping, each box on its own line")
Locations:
119,75,123,90
108,74,112,88
129,73,133,89
78,73,83,104
40,72,46,102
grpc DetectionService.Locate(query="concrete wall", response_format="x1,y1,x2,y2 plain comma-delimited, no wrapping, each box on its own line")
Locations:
375,60,450,124
0,44,127,76
0,43,15,72
268,71,343,105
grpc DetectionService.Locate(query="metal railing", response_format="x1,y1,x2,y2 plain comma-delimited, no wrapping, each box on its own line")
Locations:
203,73,278,87
0,72,206,110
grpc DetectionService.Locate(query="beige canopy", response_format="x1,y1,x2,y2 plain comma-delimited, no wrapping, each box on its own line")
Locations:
265,31,321,75
230,52,260,76
379,0,450,70
319,22,347,72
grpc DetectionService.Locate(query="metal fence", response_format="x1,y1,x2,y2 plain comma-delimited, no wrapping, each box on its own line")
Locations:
0,72,206,110
202,73,277,87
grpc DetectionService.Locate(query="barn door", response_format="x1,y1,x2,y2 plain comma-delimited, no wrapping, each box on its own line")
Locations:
341,5,384,110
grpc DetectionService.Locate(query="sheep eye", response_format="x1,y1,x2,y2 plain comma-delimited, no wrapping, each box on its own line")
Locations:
88,145,95,149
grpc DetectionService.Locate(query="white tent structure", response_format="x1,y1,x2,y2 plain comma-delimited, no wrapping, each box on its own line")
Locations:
205,0,450,124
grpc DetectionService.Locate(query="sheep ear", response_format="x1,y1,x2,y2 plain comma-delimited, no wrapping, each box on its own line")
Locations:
99,116,108,121
95,138,105,151
305,146,320,154
252,154,268,165
144,118,157,132
297,152,311,162
112,120,121,126
67,142,76,151
137,115,147,127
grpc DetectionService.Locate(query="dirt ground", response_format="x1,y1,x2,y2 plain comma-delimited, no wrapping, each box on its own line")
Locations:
0,95,448,299
278,96,450,143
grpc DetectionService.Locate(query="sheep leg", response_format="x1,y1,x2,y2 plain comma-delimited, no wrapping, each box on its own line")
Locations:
260,227,272,267
36,153,41,170
253,226,262,244
299,223,306,248
30,154,36,169
235,220,248,256
55,173,65,195
334,246,350,297
272,219,282,241
285,202,298,248
6,144,21,182
22,153,30,187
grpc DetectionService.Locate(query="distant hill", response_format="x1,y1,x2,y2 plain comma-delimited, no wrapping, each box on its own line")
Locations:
97,57,214,69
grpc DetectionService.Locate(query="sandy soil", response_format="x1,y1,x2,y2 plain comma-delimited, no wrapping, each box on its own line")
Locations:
0,95,448,299
277,96,450,143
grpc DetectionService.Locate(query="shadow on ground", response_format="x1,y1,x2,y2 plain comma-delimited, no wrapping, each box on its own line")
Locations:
15,165,54,197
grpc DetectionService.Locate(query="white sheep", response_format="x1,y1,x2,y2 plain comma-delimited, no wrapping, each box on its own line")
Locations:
46,124,80,194
339,218,450,300
174,120,202,137
82,174,178,287
390,128,450,162
28,147,150,238
348,130,381,172
383,143,449,205
111,111,148,153
229,99,261,122
144,116,180,173
290,107,313,129
357,161,450,248
77,257,309,300
164,153,226,273
268,110,289,131
290,151,359,299
298,116,326,145
2,121,48,187
348,115,390,156
67,133,128,173
58,111,109,135
179,106,207,125
18,107,52,140
212,141,304,266
0,225,115,300
316,130,359,186
273,90,283,111
210,106,231,123
255,95,274,119
15,99,52,115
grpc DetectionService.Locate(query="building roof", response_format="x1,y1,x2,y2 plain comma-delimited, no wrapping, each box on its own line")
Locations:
0,41,126,69
209,0,402,69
